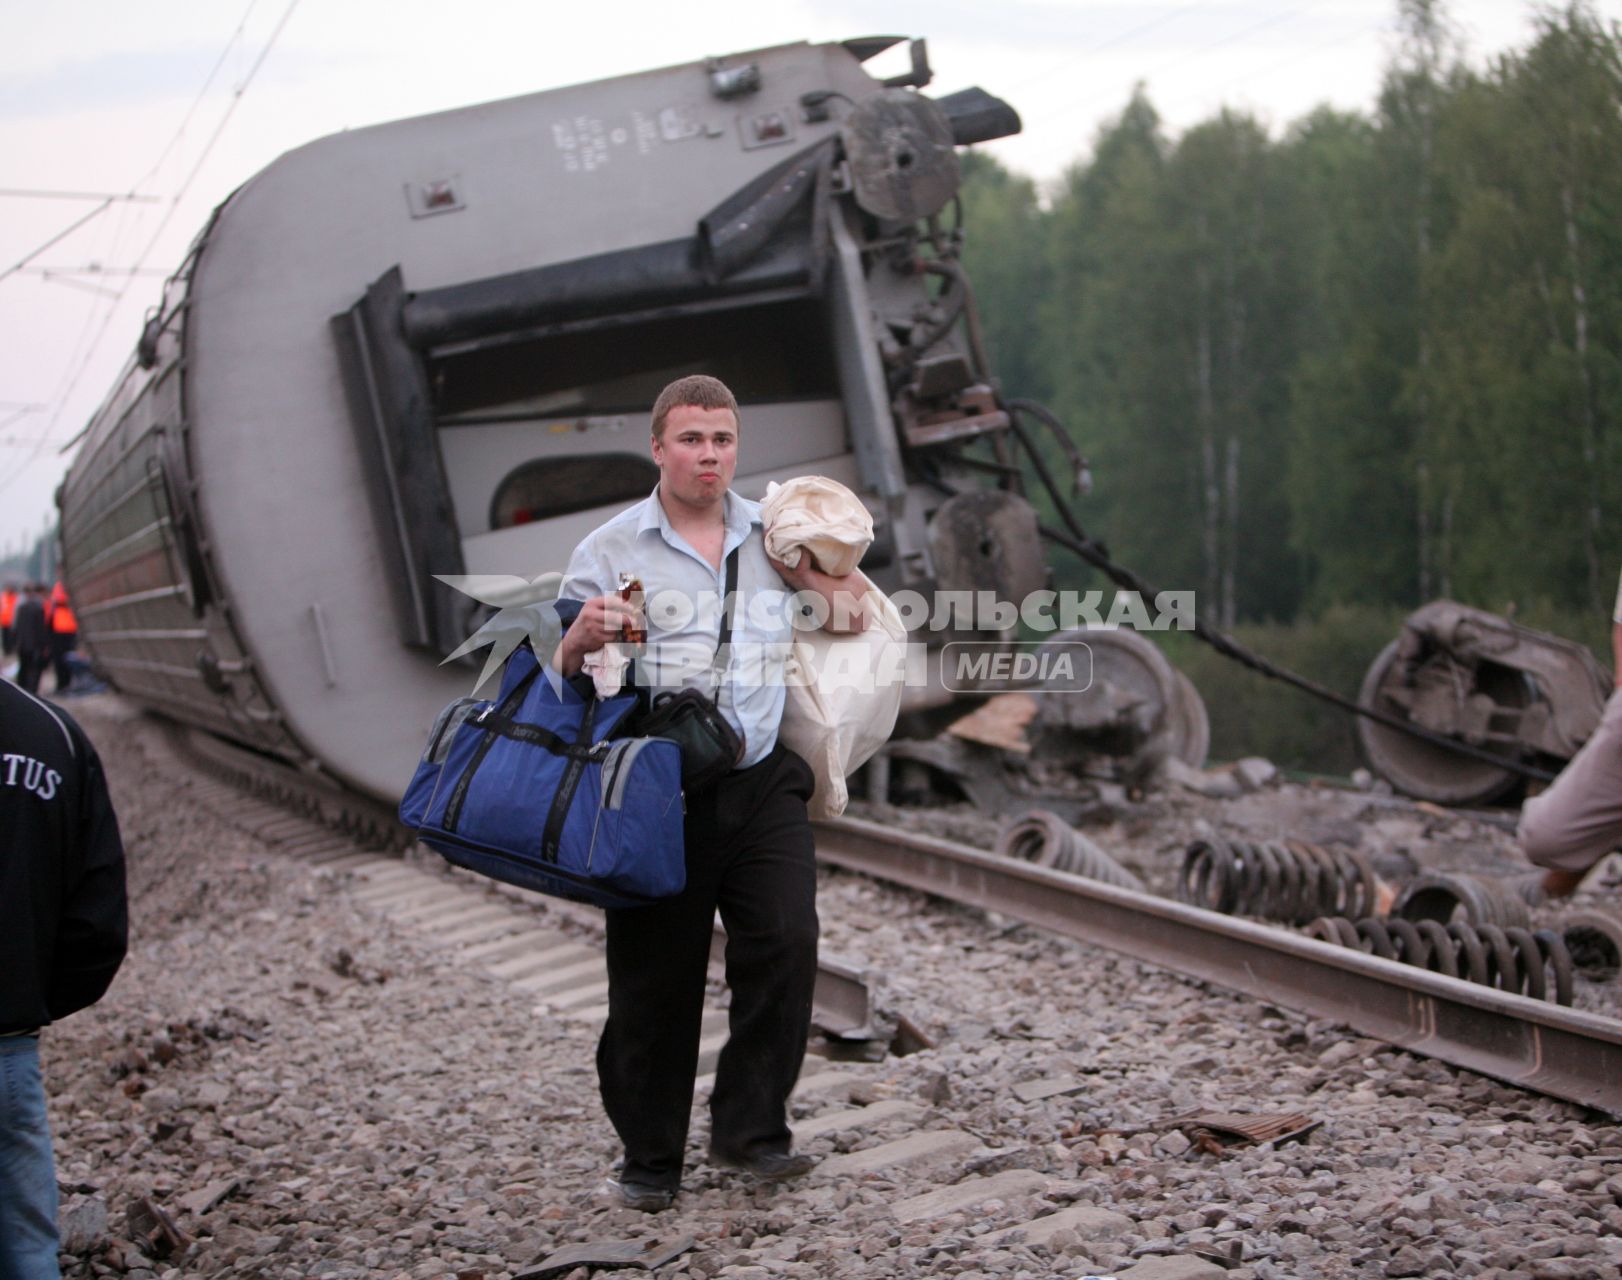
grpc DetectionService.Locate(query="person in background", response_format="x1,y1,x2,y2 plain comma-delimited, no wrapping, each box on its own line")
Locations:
47,582,78,696
1517,567,1622,899
1,580,18,659
11,584,52,695
0,679,128,1279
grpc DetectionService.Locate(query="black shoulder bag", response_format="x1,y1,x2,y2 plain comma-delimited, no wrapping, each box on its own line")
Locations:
635,547,746,791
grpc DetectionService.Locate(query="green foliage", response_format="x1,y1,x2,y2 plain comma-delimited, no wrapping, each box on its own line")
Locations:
957,1,1622,632
1159,605,1409,773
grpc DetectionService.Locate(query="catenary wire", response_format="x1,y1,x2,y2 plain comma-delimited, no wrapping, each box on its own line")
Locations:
0,0,302,510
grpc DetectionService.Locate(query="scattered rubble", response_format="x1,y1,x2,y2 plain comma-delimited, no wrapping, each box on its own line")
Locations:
38,698,1622,1279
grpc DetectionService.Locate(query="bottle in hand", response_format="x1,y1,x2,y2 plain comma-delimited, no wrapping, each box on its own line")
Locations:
618,573,646,644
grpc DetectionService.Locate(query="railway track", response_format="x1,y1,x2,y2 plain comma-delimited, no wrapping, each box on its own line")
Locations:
154,719,1213,1275
168,715,1622,1119
60,703,1622,1279
815,818,1622,1118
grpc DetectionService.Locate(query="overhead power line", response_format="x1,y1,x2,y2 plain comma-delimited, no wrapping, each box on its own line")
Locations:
0,0,303,507
0,189,162,203
129,0,264,194
17,265,172,278
1016,0,1221,96
0,201,114,285
1029,7,1311,130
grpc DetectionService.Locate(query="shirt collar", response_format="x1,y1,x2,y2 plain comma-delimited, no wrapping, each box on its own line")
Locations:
637,485,759,550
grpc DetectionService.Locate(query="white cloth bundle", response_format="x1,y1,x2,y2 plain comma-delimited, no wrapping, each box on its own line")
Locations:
764,477,907,819
761,475,875,578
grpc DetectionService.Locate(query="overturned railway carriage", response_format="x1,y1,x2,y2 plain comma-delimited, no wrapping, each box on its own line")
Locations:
59,37,1040,801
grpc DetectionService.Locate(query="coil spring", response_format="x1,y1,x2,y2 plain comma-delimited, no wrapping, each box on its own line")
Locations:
995,810,1145,892
1178,838,1379,925
1304,915,1575,1006
1391,871,1530,931
1563,910,1622,982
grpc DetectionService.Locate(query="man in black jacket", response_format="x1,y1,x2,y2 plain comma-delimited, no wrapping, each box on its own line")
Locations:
12,583,52,695
1,680,127,1279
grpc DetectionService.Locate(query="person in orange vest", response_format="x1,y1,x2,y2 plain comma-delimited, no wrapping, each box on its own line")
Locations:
47,582,78,695
1,581,17,658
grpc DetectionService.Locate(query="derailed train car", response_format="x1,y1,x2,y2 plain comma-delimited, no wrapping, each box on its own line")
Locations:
58,36,1057,802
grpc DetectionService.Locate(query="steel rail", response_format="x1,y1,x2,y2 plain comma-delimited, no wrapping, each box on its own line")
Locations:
815,815,1622,1116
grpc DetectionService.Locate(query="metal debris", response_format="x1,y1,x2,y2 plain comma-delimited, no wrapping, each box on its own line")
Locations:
1177,1112,1321,1155
1562,909,1622,981
997,809,1145,891
1179,837,1381,925
125,1194,191,1259
515,1235,696,1278
1392,870,1531,930
1356,600,1609,806
1304,914,1575,1005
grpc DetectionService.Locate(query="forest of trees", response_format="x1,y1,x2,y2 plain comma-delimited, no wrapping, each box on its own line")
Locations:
961,1,1622,638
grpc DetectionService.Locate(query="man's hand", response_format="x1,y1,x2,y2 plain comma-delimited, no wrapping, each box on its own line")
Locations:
769,553,869,634
556,593,634,675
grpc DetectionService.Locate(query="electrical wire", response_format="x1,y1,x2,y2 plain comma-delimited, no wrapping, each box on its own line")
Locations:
1011,0,1223,96
0,189,162,203
1027,7,1311,131
1001,409,1558,782
0,0,303,510
0,201,114,285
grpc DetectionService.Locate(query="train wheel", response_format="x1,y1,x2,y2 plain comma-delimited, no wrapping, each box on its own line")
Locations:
1355,639,1533,806
1036,628,1209,768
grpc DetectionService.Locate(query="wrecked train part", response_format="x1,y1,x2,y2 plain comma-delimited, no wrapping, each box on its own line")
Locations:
995,809,1145,891
1304,915,1575,1006
1357,601,1611,806
1031,627,1209,773
1563,908,1622,982
1178,838,1381,926
1391,869,1532,931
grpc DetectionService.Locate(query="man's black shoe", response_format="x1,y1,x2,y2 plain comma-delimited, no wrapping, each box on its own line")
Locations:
708,1147,818,1181
598,1175,675,1212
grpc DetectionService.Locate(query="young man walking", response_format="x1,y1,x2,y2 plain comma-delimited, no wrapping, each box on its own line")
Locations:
554,374,859,1212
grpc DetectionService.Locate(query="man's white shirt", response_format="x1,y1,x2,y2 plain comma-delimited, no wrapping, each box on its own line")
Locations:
555,487,797,768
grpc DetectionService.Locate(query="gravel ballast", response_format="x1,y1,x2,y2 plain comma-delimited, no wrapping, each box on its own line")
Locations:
40,698,1622,1279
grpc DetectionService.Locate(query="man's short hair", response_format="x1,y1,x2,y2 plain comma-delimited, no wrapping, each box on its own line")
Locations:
650,375,738,439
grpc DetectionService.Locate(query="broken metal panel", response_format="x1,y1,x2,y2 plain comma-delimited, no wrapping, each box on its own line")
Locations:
926,489,1046,620
1179,1111,1322,1151
840,89,960,221
1033,628,1210,772
1358,601,1611,805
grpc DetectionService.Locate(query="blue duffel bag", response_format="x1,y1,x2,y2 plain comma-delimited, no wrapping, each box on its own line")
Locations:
399,644,686,909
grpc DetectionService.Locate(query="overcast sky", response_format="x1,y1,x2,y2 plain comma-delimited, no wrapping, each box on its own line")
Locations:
0,0,1573,560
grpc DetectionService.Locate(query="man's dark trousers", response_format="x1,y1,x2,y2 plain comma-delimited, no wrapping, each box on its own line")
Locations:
15,653,48,695
597,743,819,1191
